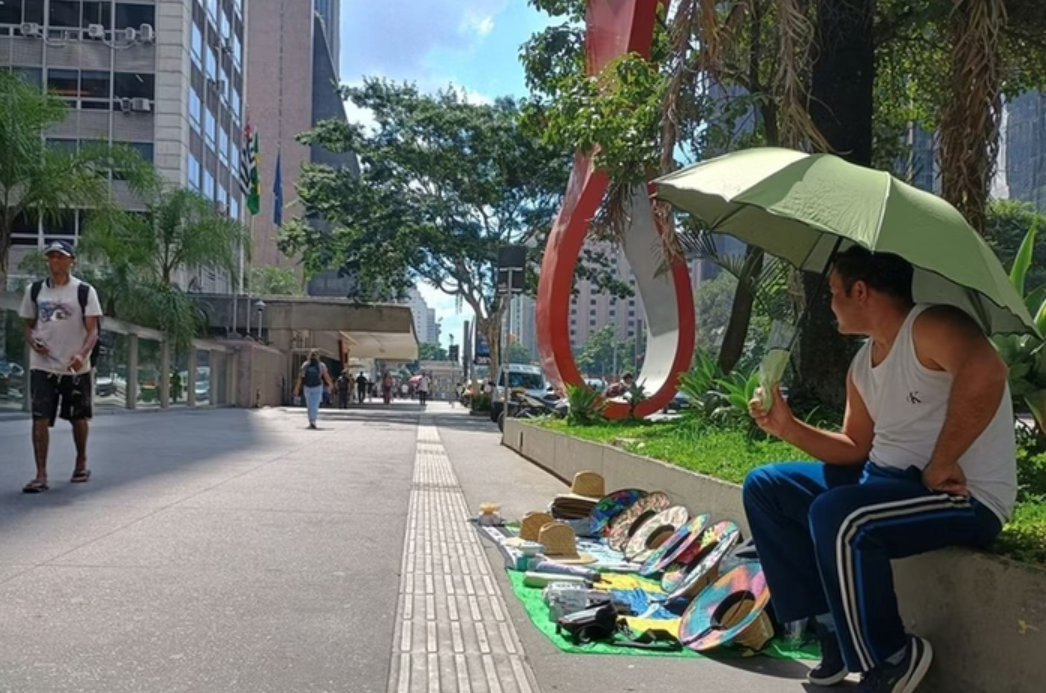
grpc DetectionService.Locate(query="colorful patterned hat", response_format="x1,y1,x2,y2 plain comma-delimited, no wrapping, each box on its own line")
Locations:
588,489,647,535
606,492,671,552
638,513,711,577
661,521,741,599
678,562,773,652
624,505,690,563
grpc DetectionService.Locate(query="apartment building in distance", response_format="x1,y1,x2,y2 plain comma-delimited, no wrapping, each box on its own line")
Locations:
245,0,358,297
1,0,247,292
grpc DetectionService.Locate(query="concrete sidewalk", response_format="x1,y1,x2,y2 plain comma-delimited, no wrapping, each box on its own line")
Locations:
0,401,825,693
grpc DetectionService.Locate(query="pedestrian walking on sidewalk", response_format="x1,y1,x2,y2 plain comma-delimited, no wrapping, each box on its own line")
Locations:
355,371,369,404
382,371,394,405
336,368,351,409
293,349,334,429
19,240,102,493
417,373,430,406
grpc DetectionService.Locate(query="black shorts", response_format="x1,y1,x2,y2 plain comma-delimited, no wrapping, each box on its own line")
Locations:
31,370,93,426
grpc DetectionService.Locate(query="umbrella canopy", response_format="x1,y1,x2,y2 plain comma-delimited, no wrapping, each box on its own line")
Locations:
408,374,422,385
653,147,1036,337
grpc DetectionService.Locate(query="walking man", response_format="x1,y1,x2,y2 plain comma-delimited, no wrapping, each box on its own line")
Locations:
417,372,430,406
336,368,351,409
355,371,369,404
743,247,1015,692
19,240,102,493
293,349,334,429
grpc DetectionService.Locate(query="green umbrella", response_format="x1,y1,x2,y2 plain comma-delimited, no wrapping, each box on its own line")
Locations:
653,147,1037,337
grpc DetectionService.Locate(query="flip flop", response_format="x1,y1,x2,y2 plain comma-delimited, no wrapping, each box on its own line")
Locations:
22,479,49,493
70,469,91,483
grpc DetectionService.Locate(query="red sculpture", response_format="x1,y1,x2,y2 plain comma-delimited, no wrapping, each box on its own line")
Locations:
536,0,696,418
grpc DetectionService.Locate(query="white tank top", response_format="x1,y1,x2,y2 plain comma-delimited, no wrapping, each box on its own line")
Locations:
850,304,1016,522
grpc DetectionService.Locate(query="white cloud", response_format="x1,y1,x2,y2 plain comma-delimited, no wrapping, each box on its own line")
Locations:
464,15,496,37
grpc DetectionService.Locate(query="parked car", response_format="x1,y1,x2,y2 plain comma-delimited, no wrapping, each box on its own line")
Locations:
95,372,119,397
0,361,26,399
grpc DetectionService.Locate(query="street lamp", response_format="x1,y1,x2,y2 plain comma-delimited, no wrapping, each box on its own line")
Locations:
254,299,266,340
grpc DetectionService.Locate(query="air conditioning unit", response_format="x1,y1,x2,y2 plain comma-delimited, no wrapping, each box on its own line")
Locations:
119,98,132,114
221,38,232,55
130,98,152,113
20,22,42,38
87,24,106,40
139,24,155,44
123,27,137,43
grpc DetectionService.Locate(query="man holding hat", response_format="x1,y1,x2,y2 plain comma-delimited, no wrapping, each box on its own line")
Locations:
18,240,102,493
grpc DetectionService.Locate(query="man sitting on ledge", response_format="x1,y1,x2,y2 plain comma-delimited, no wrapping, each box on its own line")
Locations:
743,246,1015,693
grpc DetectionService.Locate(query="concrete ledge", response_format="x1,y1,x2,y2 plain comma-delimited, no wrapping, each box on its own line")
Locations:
503,420,1046,693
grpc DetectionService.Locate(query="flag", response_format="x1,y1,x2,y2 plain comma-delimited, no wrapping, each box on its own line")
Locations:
240,121,260,215
273,150,283,227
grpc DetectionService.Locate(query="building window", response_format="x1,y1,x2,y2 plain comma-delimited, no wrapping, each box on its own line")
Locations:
189,87,202,129
80,70,110,107
204,109,216,145
206,44,218,80
47,138,79,154
191,22,203,63
49,1,80,28
12,67,42,87
47,69,79,105
115,2,155,30
589,319,596,327
114,72,155,100
202,169,214,200
82,2,112,29
188,154,201,191
120,142,154,163
218,124,228,163
229,196,239,221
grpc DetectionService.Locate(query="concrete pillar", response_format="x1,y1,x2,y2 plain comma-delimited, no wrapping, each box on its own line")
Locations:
187,348,198,407
159,339,170,409
126,334,139,410
209,350,220,406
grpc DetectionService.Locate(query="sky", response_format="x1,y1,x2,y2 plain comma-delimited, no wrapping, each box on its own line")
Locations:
338,0,555,348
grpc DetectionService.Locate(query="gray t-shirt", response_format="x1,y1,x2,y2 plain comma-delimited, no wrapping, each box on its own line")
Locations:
19,277,103,375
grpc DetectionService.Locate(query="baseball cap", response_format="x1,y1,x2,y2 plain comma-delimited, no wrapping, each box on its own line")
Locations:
44,240,75,257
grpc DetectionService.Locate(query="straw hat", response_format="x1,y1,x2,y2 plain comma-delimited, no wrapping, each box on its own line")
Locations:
537,521,597,565
606,491,671,551
662,521,742,600
624,505,690,563
678,562,774,652
519,511,555,542
557,470,606,500
638,513,711,577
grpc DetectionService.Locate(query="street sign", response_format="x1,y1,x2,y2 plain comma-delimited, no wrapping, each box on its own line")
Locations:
474,332,491,365
497,245,526,294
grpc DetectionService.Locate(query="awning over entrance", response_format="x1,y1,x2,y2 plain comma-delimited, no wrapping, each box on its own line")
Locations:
339,328,419,361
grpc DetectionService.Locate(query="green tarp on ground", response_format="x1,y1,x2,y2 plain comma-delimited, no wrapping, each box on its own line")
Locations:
506,570,820,660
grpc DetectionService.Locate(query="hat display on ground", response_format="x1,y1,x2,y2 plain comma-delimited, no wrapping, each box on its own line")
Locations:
678,562,773,652
623,505,690,563
607,491,671,551
588,488,648,535
537,521,597,565
519,511,555,542
638,513,711,577
551,471,608,520
662,521,742,599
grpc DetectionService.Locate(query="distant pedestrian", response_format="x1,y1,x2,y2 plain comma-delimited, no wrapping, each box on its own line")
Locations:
19,240,102,493
382,371,394,405
417,373,430,406
355,371,369,404
336,368,351,408
293,349,334,429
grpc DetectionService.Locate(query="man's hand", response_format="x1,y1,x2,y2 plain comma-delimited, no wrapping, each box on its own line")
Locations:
923,460,969,496
67,353,85,372
749,385,796,440
30,339,49,356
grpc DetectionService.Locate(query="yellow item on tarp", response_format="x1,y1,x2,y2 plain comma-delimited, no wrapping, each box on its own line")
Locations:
595,573,666,594
623,616,681,638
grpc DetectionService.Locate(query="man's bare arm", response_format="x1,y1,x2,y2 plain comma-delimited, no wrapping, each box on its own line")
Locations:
776,373,875,466
77,315,99,360
916,307,1008,473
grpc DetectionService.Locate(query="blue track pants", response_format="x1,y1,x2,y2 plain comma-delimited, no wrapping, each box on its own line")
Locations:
742,461,1001,673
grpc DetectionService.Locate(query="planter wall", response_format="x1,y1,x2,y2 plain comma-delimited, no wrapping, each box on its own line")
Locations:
504,420,1046,693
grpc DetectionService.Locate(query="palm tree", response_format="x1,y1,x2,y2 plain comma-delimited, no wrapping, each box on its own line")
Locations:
0,71,143,287
79,185,251,352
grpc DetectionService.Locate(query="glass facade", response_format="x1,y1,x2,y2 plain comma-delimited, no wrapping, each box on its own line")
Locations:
1005,92,1046,212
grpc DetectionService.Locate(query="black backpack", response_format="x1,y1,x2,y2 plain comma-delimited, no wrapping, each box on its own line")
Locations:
302,360,323,387
30,280,101,368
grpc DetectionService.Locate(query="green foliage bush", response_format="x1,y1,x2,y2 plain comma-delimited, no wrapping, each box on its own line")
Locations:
471,392,492,413
564,383,607,426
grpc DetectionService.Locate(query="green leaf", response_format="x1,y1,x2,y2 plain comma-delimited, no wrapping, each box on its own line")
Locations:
1010,216,1040,295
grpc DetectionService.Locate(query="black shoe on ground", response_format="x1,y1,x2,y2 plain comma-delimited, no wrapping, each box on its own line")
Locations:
857,636,933,693
807,627,848,687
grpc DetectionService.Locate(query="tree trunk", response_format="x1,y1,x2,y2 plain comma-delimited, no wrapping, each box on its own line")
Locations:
799,0,875,407
718,246,763,374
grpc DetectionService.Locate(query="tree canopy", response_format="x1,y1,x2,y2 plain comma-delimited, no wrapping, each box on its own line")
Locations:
278,79,573,371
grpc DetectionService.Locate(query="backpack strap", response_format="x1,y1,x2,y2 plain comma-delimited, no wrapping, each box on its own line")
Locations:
30,279,44,306
77,282,90,327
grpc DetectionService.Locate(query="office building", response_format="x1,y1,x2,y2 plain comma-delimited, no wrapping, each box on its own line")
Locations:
245,0,356,296
1005,91,1046,211
1,0,246,292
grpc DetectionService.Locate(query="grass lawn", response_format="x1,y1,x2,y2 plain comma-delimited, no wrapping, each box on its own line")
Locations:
535,417,1046,568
